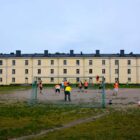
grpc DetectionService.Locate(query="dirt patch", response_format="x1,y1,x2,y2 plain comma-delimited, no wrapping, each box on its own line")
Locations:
0,88,140,107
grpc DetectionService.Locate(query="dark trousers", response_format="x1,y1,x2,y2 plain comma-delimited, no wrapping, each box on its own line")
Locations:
65,91,71,101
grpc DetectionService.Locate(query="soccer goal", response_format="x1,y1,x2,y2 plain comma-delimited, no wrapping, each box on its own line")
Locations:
29,76,106,108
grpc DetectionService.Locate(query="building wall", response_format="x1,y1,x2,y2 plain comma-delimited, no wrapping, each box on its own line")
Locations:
0,57,140,85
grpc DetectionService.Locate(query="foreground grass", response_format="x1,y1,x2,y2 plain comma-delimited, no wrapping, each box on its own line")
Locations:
0,102,105,140
35,108,140,140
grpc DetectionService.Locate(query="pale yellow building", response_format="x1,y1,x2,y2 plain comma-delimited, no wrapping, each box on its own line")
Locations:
0,50,140,85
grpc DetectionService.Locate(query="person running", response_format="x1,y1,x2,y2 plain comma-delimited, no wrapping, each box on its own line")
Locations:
84,80,88,93
64,83,72,101
55,84,61,94
38,80,43,94
113,81,119,96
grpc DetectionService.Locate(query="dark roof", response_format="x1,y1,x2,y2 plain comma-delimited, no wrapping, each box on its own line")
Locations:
0,50,140,58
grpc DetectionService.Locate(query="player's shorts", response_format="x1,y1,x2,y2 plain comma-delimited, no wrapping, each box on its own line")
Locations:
84,86,88,89
114,88,118,92
56,89,60,93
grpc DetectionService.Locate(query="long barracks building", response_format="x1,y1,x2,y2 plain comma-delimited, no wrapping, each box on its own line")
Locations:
0,50,140,85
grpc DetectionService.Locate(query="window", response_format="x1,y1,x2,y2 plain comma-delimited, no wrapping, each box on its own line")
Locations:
50,69,54,74
102,60,106,65
89,60,92,65
128,60,131,65
50,77,54,82
115,60,119,65
63,69,67,74
0,69,2,74
89,69,92,74
0,78,2,82
38,60,41,65
25,77,28,83
25,60,29,65
115,69,119,74
12,69,16,74
12,60,15,66
12,78,15,83
38,69,41,74
0,60,3,65
76,69,80,74
63,60,67,65
76,60,80,65
102,69,106,74
128,69,131,74
25,69,28,74
51,60,54,65
128,77,131,82
63,77,67,81
115,78,119,82
76,77,80,82
89,77,93,83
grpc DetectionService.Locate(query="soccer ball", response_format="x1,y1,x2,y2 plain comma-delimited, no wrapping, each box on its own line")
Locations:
138,101,140,106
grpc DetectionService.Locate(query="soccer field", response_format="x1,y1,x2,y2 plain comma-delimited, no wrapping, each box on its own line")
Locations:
0,87,140,107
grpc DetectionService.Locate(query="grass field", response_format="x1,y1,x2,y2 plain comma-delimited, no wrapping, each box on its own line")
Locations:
0,102,140,140
0,85,140,140
0,83,140,94
35,107,140,140
0,85,31,93
0,102,105,140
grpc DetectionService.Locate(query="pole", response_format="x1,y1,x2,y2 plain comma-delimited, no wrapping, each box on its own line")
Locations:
101,76,106,108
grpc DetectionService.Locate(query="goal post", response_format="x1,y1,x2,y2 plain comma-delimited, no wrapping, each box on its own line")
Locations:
29,76,106,108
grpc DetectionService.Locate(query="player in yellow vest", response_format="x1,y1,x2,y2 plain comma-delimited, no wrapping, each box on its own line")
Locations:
64,83,72,101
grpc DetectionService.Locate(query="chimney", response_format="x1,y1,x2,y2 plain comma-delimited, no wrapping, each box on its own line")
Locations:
44,50,48,56
10,52,14,55
95,50,100,56
70,50,74,56
120,50,125,56
16,50,21,57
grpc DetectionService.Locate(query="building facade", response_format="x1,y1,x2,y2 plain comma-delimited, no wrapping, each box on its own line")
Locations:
0,50,140,85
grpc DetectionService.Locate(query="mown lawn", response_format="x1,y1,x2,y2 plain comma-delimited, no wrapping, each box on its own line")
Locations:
0,103,105,140
35,108,140,140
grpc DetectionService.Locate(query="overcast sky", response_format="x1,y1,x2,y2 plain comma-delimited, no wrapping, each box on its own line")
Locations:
0,0,140,54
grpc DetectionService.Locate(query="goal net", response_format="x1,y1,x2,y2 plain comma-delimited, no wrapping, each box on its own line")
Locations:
29,76,106,108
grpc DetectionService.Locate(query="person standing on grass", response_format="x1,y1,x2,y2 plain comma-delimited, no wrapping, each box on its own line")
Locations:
38,80,43,94
55,84,61,94
113,81,119,96
64,83,72,101
84,80,88,93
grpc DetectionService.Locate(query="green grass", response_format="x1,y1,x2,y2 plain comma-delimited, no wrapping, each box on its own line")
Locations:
105,84,140,89
0,102,140,140
0,102,104,140
0,85,31,93
35,108,140,140
0,83,139,94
